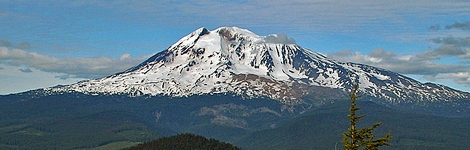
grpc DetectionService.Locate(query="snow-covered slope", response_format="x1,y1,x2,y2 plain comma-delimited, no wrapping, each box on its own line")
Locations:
45,27,470,105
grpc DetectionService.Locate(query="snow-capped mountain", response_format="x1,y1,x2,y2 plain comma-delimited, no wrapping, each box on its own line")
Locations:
46,27,470,106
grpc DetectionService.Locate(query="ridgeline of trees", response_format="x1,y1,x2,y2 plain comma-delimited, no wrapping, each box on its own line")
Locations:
125,133,241,150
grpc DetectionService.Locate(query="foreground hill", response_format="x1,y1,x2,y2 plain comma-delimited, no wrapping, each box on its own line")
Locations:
125,133,241,150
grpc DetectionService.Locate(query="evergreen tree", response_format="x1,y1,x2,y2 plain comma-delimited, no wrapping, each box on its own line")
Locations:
342,84,391,150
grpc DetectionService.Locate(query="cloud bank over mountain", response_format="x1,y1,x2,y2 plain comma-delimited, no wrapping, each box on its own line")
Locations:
0,47,147,79
328,22,470,86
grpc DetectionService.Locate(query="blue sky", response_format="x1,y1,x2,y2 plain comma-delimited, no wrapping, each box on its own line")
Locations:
1,1,470,94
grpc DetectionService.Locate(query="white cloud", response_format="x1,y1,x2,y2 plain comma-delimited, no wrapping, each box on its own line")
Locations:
432,72,470,84
328,49,462,75
264,34,296,44
459,48,470,58
19,68,32,73
445,21,470,30
342,21,470,83
328,48,469,92
0,47,147,79
421,36,470,59
120,53,132,60
0,64,85,95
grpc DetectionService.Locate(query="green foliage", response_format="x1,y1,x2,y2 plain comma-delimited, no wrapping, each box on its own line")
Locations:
125,133,241,150
342,84,391,150
0,94,164,149
235,99,470,150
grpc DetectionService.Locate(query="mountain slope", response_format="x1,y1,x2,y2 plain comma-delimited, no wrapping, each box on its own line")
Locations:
43,27,469,108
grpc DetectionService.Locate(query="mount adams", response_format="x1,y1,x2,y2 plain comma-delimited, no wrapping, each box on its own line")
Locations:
43,27,470,115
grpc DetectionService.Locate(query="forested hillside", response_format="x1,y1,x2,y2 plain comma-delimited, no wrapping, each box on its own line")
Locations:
125,133,241,150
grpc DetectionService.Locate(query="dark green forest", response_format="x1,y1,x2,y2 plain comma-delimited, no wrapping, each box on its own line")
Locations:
125,133,241,150
1,93,470,149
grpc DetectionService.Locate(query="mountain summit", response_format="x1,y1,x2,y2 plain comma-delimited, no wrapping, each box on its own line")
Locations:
46,27,470,108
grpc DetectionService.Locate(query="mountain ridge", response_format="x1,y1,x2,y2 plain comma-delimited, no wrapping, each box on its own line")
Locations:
39,27,469,110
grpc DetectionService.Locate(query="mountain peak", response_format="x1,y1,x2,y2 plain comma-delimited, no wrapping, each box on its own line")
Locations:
197,27,210,36
215,26,259,39
214,27,296,45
